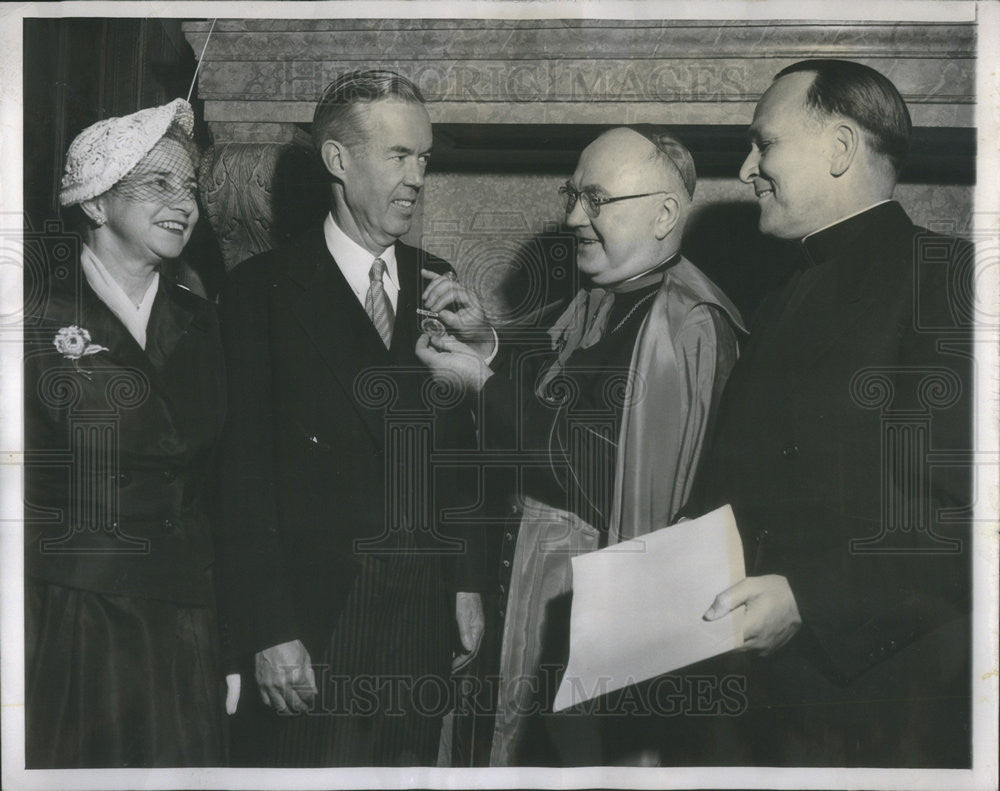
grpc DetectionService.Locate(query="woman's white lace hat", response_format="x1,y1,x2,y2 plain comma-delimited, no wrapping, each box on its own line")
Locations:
59,98,194,207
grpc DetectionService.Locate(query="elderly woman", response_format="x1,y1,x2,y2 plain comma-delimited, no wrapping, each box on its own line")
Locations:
24,99,226,767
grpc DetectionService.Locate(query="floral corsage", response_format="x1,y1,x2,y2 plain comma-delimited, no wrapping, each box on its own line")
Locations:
53,326,108,378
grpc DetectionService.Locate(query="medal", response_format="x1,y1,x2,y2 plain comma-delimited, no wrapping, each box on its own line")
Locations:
417,308,447,338
419,271,458,338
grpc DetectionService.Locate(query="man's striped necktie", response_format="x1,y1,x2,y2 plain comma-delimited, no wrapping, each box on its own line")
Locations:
365,257,394,348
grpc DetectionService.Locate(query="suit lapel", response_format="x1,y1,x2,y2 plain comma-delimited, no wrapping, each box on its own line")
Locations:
145,281,197,372
282,227,392,445
77,277,163,392
389,243,420,360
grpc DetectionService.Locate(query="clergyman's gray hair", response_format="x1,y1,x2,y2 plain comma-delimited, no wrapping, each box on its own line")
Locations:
625,124,697,199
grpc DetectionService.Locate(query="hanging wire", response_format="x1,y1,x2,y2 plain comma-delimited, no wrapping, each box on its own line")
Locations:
186,18,217,103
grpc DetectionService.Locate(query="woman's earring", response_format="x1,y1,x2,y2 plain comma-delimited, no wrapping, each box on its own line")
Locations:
92,212,106,227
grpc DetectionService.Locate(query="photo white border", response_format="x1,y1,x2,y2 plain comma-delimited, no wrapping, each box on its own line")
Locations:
1,1,996,789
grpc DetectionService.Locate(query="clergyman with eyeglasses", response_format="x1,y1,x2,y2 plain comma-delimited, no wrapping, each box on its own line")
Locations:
416,125,746,765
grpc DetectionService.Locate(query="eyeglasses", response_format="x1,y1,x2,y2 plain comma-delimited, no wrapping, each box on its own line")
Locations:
558,184,670,219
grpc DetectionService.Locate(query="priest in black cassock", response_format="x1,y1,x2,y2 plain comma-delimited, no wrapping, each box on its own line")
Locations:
417,126,746,765
689,59,973,767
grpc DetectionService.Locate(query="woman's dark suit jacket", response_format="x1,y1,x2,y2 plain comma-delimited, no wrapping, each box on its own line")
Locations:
24,262,226,605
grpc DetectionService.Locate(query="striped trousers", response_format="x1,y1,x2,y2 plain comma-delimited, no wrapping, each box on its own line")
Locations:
267,539,452,766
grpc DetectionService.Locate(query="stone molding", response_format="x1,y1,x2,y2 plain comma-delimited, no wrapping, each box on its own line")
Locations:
184,18,975,135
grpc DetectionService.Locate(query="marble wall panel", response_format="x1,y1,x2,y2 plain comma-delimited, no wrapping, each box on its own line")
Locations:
195,57,973,106
417,171,974,321
427,101,976,127
184,20,973,61
420,175,974,253
203,99,974,129
201,152,974,320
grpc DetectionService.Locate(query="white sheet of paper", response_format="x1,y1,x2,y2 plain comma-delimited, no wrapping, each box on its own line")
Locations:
553,505,746,711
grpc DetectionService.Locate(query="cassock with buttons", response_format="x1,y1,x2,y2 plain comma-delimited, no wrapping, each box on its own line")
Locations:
688,200,973,766
218,214,485,765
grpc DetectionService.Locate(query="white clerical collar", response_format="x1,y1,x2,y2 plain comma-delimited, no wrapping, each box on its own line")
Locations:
80,243,159,350
323,212,400,309
802,200,892,242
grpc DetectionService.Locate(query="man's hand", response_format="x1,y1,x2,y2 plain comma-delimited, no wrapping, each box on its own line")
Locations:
703,575,802,656
255,639,317,714
415,333,494,394
420,269,494,358
225,673,241,715
452,591,485,672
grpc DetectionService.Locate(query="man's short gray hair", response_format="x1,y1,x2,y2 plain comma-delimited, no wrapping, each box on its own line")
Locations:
312,70,425,152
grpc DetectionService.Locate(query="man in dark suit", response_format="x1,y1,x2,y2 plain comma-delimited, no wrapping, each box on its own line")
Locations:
217,70,486,766
691,59,973,766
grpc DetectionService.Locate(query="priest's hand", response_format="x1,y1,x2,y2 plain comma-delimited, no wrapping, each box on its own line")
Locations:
703,575,801,656
255,638,317,714
420,269,496,359
453,591,486,671
415,333,494,394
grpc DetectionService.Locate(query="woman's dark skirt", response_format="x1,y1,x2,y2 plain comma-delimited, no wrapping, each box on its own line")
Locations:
25,582,226,768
